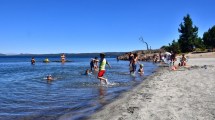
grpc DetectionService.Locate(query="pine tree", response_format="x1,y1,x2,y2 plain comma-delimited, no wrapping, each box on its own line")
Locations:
178,14,199,53
203,25,215,49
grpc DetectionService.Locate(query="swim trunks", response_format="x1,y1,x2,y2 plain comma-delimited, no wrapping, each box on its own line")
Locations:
98,70,105,77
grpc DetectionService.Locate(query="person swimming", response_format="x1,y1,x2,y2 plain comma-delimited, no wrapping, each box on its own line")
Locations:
85,69,92,75
46,75,53,80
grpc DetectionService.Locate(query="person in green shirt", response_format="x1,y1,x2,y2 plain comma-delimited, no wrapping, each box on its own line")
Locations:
97,53,111,84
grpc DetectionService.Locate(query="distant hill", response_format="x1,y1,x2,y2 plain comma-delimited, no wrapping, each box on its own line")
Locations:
71,52,126,58
0,53,6,56
2,52,126,58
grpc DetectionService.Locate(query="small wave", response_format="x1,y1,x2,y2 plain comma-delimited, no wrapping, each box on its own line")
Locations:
98,81,121,87
107,81,120,86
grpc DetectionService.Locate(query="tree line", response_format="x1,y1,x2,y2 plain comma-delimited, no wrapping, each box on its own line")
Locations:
161,14,215,53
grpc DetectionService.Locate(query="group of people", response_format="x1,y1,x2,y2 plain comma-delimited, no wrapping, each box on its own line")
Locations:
127,51,188,72
31,51,189,84
169,52,187,66
85,53,111,84
161,51,188,71
31,52,145,84
89,52,146,84
160,51,187,66
31,54,66,81
33,52,111,84
31,53,66,65
128,52,144,75
89,52,144,85
170,53,188,71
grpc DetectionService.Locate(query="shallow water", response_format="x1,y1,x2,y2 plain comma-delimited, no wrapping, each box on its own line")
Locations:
0,56,157,120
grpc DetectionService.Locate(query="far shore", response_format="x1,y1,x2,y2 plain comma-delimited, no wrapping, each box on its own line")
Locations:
88,53,215,120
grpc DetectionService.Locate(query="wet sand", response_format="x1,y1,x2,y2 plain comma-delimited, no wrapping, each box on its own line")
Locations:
88,57,215,120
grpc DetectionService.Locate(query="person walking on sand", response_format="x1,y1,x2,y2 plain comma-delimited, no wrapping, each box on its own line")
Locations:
97,53,111,84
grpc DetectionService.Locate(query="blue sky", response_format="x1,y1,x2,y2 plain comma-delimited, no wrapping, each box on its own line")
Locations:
0,0,215,54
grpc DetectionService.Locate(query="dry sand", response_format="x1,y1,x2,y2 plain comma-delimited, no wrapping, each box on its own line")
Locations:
88,57,215,120
186,52,215,58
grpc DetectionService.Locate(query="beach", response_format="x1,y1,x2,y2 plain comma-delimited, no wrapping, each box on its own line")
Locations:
89,54,215,120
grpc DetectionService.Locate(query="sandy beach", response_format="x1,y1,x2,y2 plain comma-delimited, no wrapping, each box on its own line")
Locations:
88,54,215,120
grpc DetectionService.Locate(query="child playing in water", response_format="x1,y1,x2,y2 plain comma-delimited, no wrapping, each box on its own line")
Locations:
85,69,92,75
97,53,111,84
90,57,99,71
138,64,144,74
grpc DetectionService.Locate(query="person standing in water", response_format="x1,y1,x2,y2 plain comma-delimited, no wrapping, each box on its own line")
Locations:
61,53,66,63
90,57,99,71
116,56,119,62
94,57,99,70
130,53,139,74
128,52,134,74
31,57,35,65
97,53,111,84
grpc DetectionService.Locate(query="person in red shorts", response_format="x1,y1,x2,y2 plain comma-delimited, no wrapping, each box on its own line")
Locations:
97,53,111,84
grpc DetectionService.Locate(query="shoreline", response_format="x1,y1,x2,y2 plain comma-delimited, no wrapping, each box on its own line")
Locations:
88,58,215,120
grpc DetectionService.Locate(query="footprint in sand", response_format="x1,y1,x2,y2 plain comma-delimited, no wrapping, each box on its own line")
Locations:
127,107,139,114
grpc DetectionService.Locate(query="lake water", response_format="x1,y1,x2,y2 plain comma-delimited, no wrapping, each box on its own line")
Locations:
0,56,157,120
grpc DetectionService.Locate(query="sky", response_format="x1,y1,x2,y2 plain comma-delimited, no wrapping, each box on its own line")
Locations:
0,0,215,54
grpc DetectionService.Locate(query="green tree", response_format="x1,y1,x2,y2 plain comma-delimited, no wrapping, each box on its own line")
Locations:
161,40,180,54
160,45,171,52
170,40,180,54
178,14,199,53
203,25,215,49
193,37,205,51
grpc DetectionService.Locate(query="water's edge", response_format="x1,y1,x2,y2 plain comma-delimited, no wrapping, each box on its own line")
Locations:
60,64,159,120
85,65,162,120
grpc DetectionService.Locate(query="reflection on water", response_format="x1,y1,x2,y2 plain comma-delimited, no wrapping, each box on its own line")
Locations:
98,86,107,105
0,57,157,120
